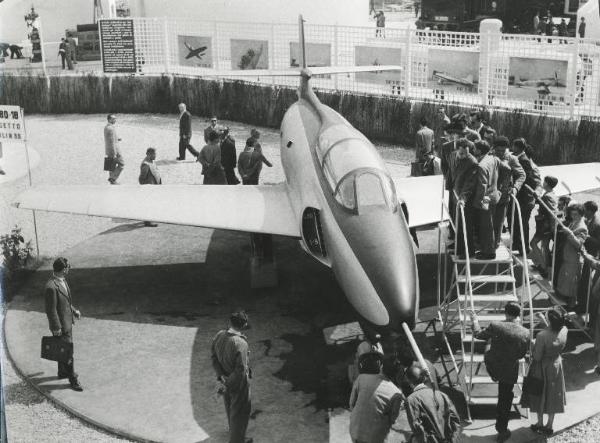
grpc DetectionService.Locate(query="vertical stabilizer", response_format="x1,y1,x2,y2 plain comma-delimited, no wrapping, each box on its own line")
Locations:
298,15,307,69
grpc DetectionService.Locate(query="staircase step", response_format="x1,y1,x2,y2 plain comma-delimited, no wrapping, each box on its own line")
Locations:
458,352,485,362
469,375,523,384
462,334,486,343
469,396,521,406
452,248,513,264
457,275,515,284
467,313,507,322
459,352,525,364
458,294,518,303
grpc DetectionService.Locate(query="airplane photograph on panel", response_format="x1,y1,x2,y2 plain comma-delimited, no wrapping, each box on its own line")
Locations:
508,57,568,103
355,46,402,85
177,35,213,68
427,49,479,95
290,42,331,78
290,42,331,68
230,39,269,70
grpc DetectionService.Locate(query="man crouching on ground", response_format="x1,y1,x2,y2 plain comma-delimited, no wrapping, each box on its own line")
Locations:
211,311,253,443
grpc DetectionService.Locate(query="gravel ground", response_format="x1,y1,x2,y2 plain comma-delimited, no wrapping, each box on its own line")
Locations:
1,349,133,443
549,416,600,442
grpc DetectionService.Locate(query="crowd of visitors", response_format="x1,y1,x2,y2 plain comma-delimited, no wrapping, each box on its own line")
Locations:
432,108,600,317
347,332,460,443
102,104,270,189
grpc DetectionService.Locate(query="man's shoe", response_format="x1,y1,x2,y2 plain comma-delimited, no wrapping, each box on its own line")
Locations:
541,426,554,436
496,429,511,442
244,438,253,443
176,157,185,161
108,178,115,184
144,222,158,227
69,378,83,392
475,252,496,260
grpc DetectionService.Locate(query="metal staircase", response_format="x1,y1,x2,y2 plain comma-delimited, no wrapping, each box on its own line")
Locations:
437,193,534,422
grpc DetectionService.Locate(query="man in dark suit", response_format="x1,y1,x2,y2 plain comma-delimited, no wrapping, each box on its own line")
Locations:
471,140,509,259
493,136,526,248
177,103,199,160
470,303,529,442
44,257,83,392
220,128,239,185
469,111,489,139
139,147,161,227
450,138,478,258
511,139,541,254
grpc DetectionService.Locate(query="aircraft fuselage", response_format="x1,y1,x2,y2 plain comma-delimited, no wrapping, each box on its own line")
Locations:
278,79,419,331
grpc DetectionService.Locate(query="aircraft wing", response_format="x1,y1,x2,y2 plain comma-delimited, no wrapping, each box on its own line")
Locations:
539,163,600,196
390,163,600,228
392,175,449,228
13,184,301,237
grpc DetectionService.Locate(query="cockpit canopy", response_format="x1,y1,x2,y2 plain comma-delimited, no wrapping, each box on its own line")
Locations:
317,125,398,213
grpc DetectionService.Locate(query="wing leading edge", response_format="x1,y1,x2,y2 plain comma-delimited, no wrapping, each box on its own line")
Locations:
390,163,600,229
13,184,301,238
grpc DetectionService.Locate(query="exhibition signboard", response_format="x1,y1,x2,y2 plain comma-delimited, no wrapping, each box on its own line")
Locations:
100,19,136,73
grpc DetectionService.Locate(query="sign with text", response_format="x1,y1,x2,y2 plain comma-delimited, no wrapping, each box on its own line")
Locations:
100,19,136,73
0,106,24,142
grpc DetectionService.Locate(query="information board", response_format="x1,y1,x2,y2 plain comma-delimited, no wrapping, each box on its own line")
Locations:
100,19,136,73
0,106,24,142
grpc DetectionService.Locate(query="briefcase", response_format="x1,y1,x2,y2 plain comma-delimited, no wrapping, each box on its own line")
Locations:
103,156,116,172
41,336,73,363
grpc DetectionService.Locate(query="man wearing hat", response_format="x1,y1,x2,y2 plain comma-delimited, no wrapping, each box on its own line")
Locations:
211,311,252,443
44,257,83,392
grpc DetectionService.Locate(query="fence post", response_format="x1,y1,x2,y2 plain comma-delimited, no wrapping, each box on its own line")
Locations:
163,17,170,74
333,23,339,91
270,23,275,86
570,36,579,119
213,20,219,70
405,28,412,99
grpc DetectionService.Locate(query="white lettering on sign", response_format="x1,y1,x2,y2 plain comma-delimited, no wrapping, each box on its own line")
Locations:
0,106,24,142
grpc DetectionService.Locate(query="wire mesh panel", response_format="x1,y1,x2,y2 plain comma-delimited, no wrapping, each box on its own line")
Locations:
133,18,167,74
124,17,600,119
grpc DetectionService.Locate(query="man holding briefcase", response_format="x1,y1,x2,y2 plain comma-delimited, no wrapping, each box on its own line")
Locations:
104,114,125,185
44,257,83,392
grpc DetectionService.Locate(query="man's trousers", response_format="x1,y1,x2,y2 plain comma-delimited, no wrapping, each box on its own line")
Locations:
223,386,251,443
496,382,514,433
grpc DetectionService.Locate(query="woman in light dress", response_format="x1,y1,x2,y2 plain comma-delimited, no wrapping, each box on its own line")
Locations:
522,309,567,436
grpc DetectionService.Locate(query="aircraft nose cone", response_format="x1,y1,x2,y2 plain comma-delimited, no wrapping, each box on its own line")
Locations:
340,209,419,331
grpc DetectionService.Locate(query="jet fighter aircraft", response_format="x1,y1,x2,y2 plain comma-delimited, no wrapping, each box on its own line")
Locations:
13,19,600,332
184,42,207,60
432,70,475,87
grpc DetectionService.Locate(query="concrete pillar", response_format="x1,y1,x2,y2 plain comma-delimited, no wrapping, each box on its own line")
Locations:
479,19,502,106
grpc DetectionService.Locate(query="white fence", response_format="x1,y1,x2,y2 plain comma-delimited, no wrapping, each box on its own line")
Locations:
112,18,600,119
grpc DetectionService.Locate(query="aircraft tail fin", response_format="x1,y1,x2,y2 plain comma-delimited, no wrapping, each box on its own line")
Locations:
299,15,307,69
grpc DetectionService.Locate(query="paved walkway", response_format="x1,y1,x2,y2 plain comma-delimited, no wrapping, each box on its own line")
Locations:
5,221,600,442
